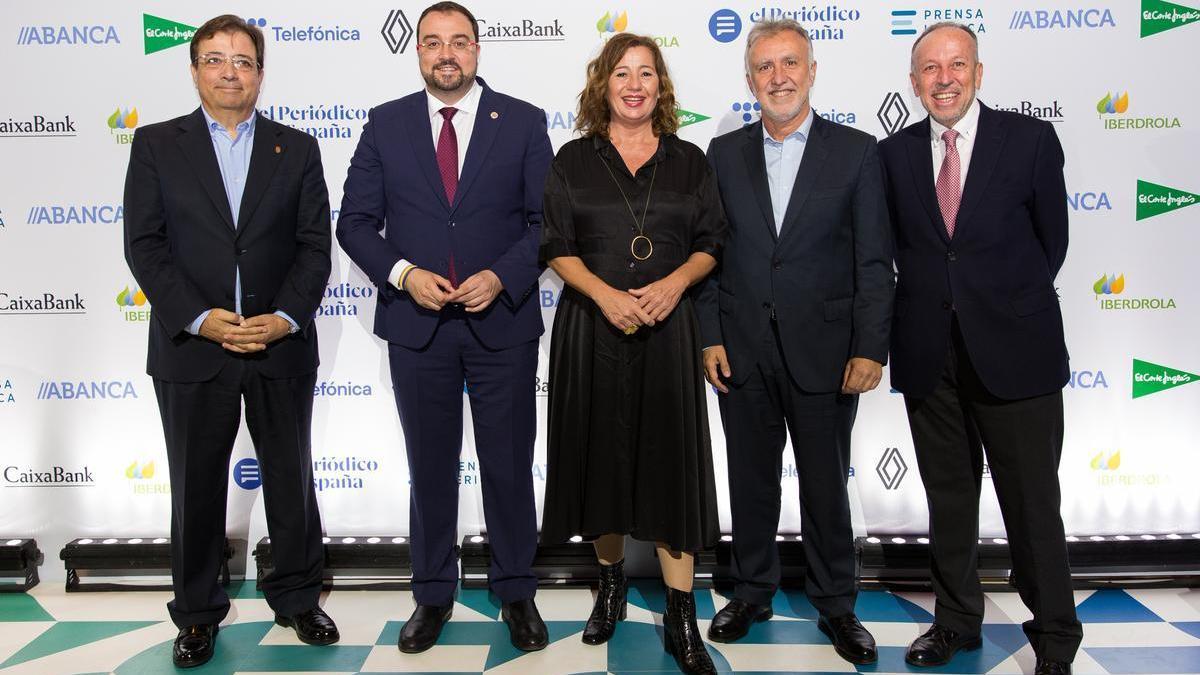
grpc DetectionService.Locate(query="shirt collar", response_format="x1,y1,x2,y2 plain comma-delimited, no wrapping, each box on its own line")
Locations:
762,108,814,146
201,106,256,138
427,79,481,120
929,97,980,145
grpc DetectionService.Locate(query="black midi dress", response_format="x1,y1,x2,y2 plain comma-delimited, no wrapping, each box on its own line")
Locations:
539,134,726,552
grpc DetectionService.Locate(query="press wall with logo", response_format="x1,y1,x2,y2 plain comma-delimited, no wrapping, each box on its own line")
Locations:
2,1,1198,581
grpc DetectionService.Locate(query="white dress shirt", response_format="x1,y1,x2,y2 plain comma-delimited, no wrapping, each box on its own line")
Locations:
929,98,980,190
389,81,482,289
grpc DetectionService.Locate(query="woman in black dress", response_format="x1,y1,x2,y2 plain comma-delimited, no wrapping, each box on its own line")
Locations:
539,33,726,675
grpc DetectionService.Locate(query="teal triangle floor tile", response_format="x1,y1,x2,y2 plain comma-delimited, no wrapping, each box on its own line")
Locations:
628,580,666,615
606,620,732,673
1086,646,1200,674
374,619,586,669
458,585,502,619
110,620,370,673
774,587,819,619
228,579,267,600
853,589,935,623
1075,589,1163,623
0,620,159,668
1171,621,1200,640
0,592,54,622
981,623,1030,659
375,619,404,645
721,618,825,644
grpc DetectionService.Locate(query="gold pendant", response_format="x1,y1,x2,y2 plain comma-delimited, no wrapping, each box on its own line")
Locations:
630,235,653,261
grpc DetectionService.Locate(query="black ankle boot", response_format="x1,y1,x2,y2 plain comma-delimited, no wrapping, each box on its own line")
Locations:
582,559,627,644
663,587,716,674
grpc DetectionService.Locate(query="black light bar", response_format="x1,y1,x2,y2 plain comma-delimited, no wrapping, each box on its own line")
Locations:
253,536,412,590
60,537,233,592
0,538,43,591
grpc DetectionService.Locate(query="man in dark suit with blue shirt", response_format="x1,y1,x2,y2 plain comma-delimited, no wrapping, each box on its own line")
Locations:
336,1,552,655
878,22,1081,675
698,19,893,666
124,15,338,669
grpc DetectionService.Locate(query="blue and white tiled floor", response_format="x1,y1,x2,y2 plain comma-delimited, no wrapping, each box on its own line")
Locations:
1,582,1198,674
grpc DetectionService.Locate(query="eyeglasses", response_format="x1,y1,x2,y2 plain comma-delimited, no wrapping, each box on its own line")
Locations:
417,38,476,52
194,54,260,72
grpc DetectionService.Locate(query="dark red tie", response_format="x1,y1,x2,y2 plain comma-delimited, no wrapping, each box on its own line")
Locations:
936,129,961,238
436,107,459,286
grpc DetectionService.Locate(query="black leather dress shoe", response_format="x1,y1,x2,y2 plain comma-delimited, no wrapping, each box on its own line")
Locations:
501,598,549,651
905,623,983,666
398,604,453,653
1035,658,1072,675
817,614,878,664
275,607,340,645
172,624,218,668
707,598,773,643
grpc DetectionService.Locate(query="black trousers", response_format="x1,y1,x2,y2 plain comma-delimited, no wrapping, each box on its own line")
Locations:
154,359,324,628
904,319,1083,662
388,317,539,607
719,326,858,616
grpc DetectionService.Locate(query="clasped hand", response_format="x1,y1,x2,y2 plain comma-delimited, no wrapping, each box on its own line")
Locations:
597,275,687,332
404,268,502,313
199,309,291,353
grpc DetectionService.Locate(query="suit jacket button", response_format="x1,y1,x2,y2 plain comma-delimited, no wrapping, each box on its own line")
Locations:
946,250,957,262
772,260,782,270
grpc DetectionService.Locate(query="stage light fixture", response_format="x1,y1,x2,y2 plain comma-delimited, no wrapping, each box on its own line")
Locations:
0,538,42,591
253,535,412,590
59,537,233,591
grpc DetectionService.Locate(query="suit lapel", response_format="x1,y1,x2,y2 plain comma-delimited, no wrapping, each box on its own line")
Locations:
236,114,284,233
405,94,451,211
453,83,505,215
176,109,235,230
740,121,777,242
903,117,950,244
776,114,829,245
953,103,1005,239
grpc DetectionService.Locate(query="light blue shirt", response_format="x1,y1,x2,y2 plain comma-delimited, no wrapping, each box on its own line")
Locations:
763,111,815,233
187,108,296,335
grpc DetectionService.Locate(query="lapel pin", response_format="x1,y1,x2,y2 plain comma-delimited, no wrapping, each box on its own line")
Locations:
274,145,282,154
490,111,499,120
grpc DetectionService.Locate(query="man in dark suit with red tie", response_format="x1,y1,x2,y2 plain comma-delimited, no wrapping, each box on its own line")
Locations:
336,1,552,655
124,15,338,669
878,22,1082,675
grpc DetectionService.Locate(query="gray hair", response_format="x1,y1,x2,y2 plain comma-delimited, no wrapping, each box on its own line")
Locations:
910,21,979,73
744,19,815,75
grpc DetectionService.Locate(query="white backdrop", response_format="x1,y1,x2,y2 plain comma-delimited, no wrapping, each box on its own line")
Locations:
2,1,1198,581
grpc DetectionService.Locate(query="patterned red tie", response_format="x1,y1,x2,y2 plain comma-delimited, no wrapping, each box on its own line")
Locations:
436,107,459,287
935,129,961,238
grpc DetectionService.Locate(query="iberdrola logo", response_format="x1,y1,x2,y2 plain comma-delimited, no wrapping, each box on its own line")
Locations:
597,11,628,33
125,460,155,480
107,108,138,131
1090,450,1121,471
1141,0,1200,37
1096,92,1129,115
116,285,147,308
1093,273,1125,295
1132,358,1198,398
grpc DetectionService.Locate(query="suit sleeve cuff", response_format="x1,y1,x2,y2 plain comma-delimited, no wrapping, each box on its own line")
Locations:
389,259,414,291
274,310,300,333
187,310,211,336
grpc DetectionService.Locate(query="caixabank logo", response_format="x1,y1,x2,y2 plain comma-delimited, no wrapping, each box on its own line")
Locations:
1097,92,1183,131
260,104,369,141
1136,179,1198,220
985,98,1063,123
1132,359,1197,398
116,284,151,322
1092,273,1176,311
0,291,86,316
476,15,566,43
1141,0,1200,36
245,17,362,44
4,464,95,488
16,24,120,46
1007,7,1116,30
0,114,78,139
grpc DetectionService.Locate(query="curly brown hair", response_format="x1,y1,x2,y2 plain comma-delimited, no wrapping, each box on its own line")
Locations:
575,33,678,138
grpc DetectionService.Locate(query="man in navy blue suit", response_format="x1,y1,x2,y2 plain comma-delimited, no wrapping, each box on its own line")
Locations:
336,1,552,655
878,22,1081,675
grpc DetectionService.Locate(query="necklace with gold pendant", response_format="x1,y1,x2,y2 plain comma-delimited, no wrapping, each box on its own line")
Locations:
601,147,657,262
